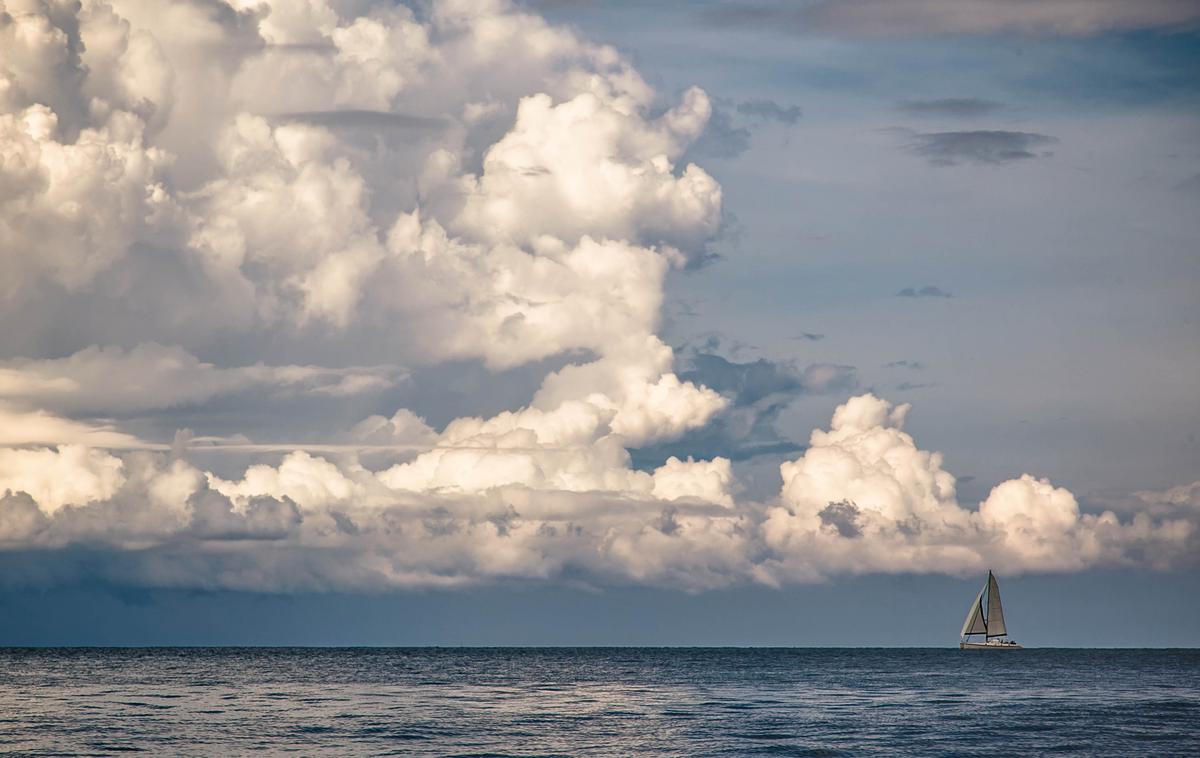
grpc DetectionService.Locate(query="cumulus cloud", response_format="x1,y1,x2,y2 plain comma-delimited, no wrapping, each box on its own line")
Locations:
445,85,721,255
0,445,125,515
2,393,1196,591
0,0,1193,593
1,0,721,361
632,350,857,463
760,394,1198,581
0,1,181,299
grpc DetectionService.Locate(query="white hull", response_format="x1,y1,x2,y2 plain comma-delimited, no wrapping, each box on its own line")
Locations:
960,640,1022,650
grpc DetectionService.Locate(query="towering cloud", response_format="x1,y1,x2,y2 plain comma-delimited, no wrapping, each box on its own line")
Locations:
0,0,1196,591
761,395,1196,581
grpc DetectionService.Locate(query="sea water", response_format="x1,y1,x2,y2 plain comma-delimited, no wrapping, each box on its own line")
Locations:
2,648,1197,756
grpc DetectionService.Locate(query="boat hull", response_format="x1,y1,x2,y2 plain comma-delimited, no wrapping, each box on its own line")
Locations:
960,641,1022,650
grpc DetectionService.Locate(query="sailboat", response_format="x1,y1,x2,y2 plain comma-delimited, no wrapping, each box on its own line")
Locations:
959,570,1022,649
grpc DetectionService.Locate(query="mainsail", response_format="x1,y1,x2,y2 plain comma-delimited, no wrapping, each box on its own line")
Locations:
985,571,1007,638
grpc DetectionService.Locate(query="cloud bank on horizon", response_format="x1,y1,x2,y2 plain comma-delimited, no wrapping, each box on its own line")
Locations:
1,0,1197,592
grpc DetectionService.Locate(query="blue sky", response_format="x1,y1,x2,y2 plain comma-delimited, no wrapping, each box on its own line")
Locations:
0,0,1198,645
543,2,1200,487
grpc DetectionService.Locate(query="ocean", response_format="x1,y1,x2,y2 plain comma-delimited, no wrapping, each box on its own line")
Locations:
1,648,1197,756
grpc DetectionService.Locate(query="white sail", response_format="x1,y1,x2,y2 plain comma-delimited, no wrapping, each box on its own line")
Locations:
986,572,1007,637
960,587,987,637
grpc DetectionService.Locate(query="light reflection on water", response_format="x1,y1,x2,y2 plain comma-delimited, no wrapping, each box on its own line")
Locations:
1,648,1198,756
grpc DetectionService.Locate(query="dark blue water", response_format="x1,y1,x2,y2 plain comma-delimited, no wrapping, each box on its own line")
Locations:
1,648,1197,756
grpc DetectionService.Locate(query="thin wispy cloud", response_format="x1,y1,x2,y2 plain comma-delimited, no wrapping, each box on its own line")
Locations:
907,130,1057,166
276,110,446,131
703,0,1200,36
898,285,954,298
736,98,802,124
896,98,1005,118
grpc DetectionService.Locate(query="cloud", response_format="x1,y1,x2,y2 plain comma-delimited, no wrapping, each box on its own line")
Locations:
792,332,825,342
680,352,857,403
0,446,126,515
638,350,857,462
0,404,150,449
896,98,1005,117
1176,173,1200,193
0,344,404,413
2,393,1196,591
906,130,1058,166
1132,480,1200,519
688,97,800,161
377,337,728,495
447,86,721,256
688,106,752,159
736,98,801,124
761,394,1198,580
275,110,446,131
897,285,953,298
0,0,1193,594
703,0,1200,37
652,455,735,507
818,500,862,538
2,0,721,365
188,490,303,541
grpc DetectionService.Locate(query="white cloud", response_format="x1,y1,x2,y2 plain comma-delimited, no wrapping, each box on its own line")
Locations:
0,343,404,413
652,456,735,507
346,409,437,447
232,5,432,111
0,403,149,448
0,445,125,515
0,1,182,300
0,0,1193,593
0,104,177,296
1137,480,1200,510
208,450,373,511
376,335,726,498
377,217,679,369
761,394,1198,581
0,393,1194,591
446,86,721,254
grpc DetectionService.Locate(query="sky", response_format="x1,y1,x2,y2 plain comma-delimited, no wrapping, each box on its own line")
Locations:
0,0,1198,646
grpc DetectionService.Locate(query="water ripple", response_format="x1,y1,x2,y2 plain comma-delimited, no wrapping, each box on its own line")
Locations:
0,648,1197,757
